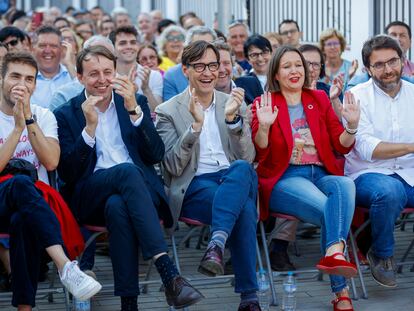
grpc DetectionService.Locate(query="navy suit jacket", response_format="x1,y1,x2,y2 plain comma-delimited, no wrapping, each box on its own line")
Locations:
54,91,173,228
235,74,264,105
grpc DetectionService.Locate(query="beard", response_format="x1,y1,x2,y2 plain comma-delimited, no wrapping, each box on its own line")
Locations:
2,90,15,107
371,67,403,93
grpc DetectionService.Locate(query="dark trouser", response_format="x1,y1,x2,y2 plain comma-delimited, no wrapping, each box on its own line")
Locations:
77,163,168,296
0,175,62,307
354,173,413,258
181,160,258,294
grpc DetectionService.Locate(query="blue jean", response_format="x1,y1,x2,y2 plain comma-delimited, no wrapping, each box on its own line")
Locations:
354,173,410,259
269,165,355,293
181,160,258,294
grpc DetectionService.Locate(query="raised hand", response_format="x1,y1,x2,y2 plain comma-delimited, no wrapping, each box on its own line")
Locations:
255,92,278,128
137,66,151,92
224,87,244,121
128,66,139,93
81,95,102,136
11,85,32,119
61,41,76,69
189,88,204,132
329,74,344,100
348,59,358,78
13,100,26,132
341,92,360,129
111,75,137,111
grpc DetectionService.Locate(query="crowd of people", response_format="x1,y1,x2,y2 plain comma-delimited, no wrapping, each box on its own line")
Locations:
0,4,413,311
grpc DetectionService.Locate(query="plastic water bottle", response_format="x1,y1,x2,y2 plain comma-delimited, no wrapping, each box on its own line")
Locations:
282,272,297,311
73,297,91,311
257,269,270,311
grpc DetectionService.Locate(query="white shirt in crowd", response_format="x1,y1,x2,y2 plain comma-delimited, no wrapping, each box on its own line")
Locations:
82,92,143,172
345,79,414,185
190,91,242,176
0,104,58,184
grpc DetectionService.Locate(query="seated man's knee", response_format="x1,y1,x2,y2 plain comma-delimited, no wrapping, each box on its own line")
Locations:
231,160,253,174
9,175,35,191
104,194,127,221
367,177,407,215
112,163,144,182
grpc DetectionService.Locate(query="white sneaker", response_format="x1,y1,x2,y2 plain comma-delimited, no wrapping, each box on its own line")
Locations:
60,261,102,300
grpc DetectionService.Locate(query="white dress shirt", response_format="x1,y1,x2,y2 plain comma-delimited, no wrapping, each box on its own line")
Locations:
82,92,143,172
345,79,414,185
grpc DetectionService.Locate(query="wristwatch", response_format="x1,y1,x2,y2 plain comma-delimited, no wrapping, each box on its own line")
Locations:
25,114,37,126
128,105,142,116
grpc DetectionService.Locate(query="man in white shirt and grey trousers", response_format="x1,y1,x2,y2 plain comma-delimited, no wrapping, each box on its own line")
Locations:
346,35,414,289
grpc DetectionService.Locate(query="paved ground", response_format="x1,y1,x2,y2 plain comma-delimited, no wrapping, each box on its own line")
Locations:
1,223,414,310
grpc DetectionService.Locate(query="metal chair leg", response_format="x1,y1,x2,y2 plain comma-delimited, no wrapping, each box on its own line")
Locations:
259,221,278,306
349,232,368,299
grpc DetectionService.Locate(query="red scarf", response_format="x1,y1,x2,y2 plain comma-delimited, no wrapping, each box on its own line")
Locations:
0,174,84,259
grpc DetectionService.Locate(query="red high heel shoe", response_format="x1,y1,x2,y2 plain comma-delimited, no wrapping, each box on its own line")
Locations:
316,252,357,278
332,296,354,311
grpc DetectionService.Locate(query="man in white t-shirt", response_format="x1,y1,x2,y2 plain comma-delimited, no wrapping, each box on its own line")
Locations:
0,52,101,309
109,25,163,112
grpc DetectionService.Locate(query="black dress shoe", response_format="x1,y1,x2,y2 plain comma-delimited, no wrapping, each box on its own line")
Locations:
270,250,296,271
165,276,204,309
198,244,224,276
238,300,262,311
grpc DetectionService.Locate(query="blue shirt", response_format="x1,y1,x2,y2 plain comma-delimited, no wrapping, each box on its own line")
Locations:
31,65,74,109
49,80,83,112
163,64,188,101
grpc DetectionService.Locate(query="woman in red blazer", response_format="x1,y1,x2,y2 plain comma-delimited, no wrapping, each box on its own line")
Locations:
251,46,360,311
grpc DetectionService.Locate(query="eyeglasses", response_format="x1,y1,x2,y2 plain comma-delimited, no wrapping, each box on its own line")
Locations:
139,55,158,63
166,34,185,42
370,57,401,71
306,61,322,70
4,39,19,48
248,50,271,60
187,62,220,73
324,41,341,48
280,29,298,36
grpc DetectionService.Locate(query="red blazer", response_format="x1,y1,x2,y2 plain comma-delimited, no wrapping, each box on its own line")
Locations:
251,89,354,221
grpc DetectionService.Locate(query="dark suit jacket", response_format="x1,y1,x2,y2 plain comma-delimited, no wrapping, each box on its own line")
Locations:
235,74,264,105
54,91,173,228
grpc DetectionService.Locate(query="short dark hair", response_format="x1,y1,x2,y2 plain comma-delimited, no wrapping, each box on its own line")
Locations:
298,44,326,79
179,12,197,27
278,19,300,33
108,26,138,45
244,34,272,59
0,26,25,43
158,19,176,34
2,52,38,79
35,25,62,42
181,40,220,66
361,35,403,69
76,45,117,75
385,21,411,39
267,45,310,92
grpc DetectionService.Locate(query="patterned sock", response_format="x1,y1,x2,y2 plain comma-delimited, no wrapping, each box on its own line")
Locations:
240,290,258,304
208,230,228,251
154,254,179,286
271,239,289,253
121,296,138,311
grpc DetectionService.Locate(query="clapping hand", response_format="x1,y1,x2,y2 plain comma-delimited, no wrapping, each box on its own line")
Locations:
224,87,244,121
329,74,344,100
111,75,137,111
82,95,103,136
255,92,278,128
137,66,151,92
189,88,204,132
341,92,360,129
349,59,359,78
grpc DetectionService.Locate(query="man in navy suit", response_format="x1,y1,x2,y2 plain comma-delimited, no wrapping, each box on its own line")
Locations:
54,46,202,311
